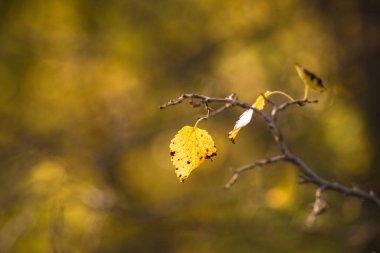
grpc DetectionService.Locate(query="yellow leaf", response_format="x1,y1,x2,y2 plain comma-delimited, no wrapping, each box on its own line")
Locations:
227,128,241,144
228,91,270,143
169,126,217,182
294,63,327,93
253,91,271,110
228,109,253,143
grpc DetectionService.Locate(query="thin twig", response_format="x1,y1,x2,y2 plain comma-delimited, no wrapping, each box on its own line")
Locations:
159,93,236,109
277,99,318,111
224,155,286,190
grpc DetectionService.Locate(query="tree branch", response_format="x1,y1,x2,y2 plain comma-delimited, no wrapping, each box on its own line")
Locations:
224,155,286,190
159,93,237,110
160,93,380,211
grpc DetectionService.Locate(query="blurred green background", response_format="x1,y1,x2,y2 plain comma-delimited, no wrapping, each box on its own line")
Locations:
0,0,379,252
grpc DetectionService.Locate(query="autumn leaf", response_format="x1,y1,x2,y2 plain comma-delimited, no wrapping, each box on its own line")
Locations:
228,91,271,143
169,126,217,182
294,63,327,97
253,91,271,110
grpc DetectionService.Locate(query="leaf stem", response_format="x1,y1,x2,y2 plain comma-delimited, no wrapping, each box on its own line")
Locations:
194,117,205,128
303,85,309,100
267,90,295,102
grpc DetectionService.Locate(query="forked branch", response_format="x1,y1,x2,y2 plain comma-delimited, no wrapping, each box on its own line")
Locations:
160,93,380,211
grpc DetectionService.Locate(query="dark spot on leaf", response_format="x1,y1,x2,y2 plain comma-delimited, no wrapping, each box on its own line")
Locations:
175,168,178,171
200,156,203,160
206,153,217,159
206,148,209,152
170,151,175,156
187,161,190,164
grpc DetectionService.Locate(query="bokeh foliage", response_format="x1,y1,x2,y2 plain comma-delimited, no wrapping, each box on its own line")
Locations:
0,0,379,252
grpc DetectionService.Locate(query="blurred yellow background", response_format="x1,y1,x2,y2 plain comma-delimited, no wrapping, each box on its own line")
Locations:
0,0,379,252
